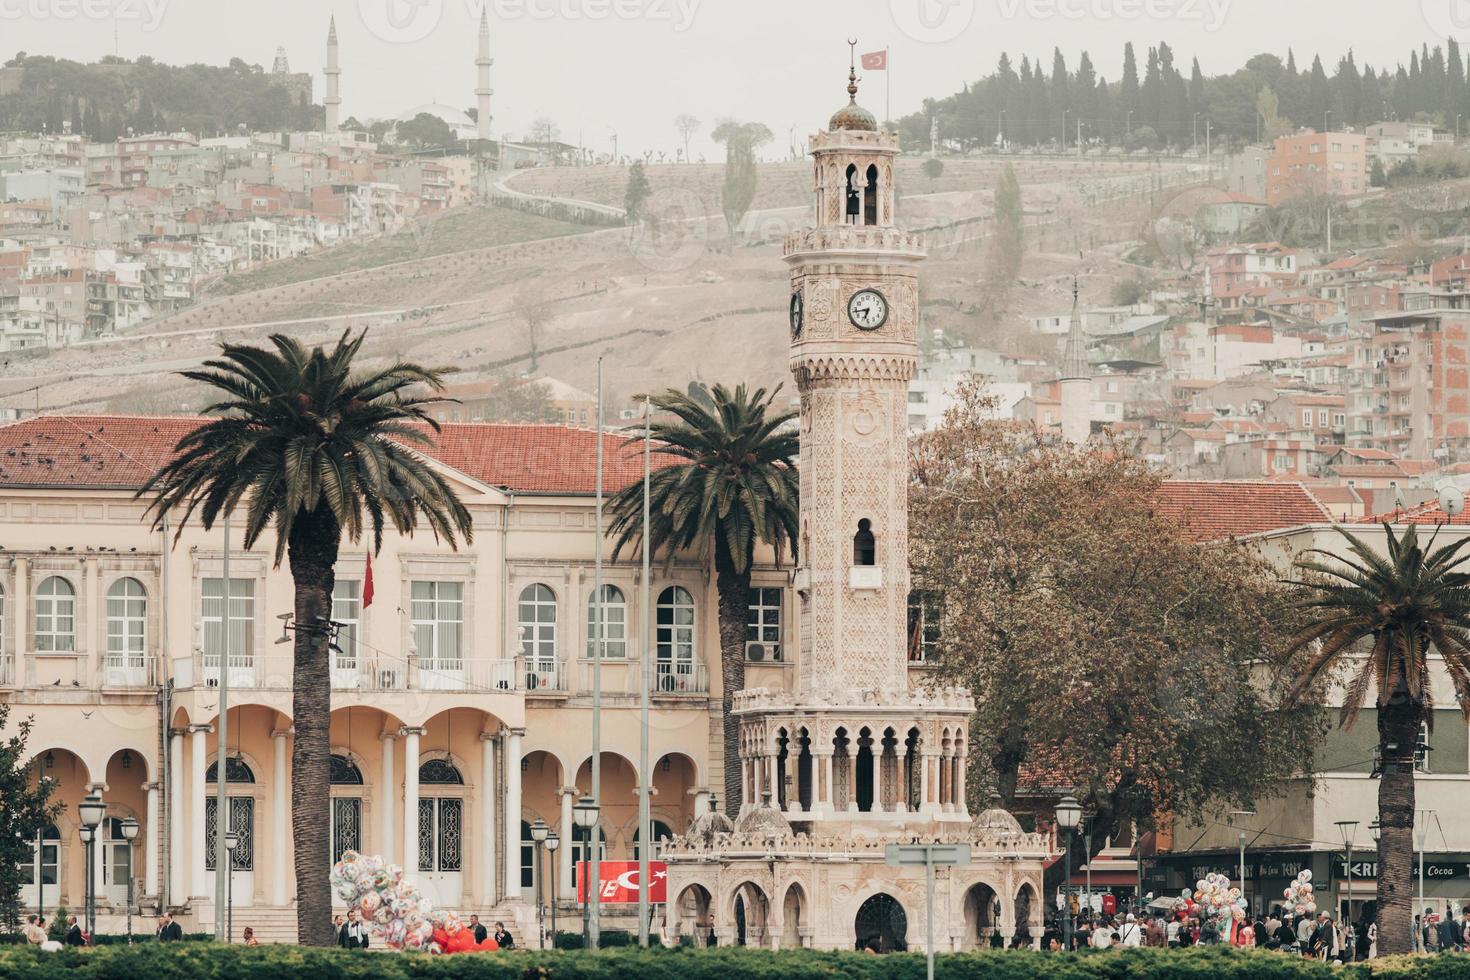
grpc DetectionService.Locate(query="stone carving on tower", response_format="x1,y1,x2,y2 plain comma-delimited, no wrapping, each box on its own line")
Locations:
662,45,1049,953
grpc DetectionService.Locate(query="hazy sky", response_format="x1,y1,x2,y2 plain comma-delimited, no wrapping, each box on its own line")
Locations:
6,0,1467,156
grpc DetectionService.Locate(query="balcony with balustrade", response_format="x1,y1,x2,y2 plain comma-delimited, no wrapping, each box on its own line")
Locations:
177,652,522,695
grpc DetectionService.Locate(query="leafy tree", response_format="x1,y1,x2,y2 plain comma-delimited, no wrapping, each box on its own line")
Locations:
978,163,1023,326
140,331,474,945
0,705,59,932
922,156,945,186
711,120,773,247
607,383,798,816
673,113,701,163
910,382,1313,890
624,160,652,221
1284,523,1470,955
395,112,454,149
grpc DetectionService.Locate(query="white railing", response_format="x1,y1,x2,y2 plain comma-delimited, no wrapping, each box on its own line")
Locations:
523,659,569,694
99,655,160,689
190,654,519,694
651,661,709,695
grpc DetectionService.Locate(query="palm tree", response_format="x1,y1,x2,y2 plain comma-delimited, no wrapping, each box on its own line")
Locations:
1284,522,1470,955
141,331,473,946
608,383,798,817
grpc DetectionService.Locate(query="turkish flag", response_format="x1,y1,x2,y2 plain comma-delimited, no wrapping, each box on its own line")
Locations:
861,50,887,71
577,861,668,904
363,551,374,608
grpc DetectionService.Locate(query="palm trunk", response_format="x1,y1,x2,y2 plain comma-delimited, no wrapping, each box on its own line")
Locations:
714,539,749,819
1375,686,1423,955
287,506,339,946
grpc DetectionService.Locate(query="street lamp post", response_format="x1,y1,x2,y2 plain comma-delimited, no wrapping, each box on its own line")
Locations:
546,831,560,947
530,818,549,949
78,792,105,940
224,831,238,943
1228,810,1255,914
1055,796,1082,950
77,826,94,941
1336,819,1359,962
573,796,600,948
1416,810,1431,937
1084,820,1093,923
119,817,139,945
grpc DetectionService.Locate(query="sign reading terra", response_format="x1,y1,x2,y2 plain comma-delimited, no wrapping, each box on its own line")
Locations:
1333,858,1470,880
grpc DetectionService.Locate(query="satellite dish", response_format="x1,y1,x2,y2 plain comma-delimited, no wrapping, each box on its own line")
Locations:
1439,485,1465,519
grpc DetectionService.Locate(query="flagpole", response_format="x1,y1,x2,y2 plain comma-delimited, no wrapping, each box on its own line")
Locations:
637,395,651,946
886,46,891,130
589,357,603,949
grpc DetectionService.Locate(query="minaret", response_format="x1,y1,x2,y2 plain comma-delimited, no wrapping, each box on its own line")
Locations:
1059,278,1092,444
475,9,494,141
324,15,342,134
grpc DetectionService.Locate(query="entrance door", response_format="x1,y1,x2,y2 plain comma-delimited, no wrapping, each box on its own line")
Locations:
18,825,59,912
417,797,463,906
206,796,255,908
330,797,362,908
102,818,134,907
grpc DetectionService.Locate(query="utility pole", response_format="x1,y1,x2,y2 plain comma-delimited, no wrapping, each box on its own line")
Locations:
589,357,603,948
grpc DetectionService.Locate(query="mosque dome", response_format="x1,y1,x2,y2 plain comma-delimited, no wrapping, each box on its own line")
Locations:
830,59,878,132
732,791,793,836
970,793,1023,839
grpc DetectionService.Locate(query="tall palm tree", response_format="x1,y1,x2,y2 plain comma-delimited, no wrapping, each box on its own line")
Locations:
141,331,472,946
608,383,798,817
1285,522,1470,955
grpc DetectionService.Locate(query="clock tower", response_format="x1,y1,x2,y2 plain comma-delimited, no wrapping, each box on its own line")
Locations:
785,55,924,696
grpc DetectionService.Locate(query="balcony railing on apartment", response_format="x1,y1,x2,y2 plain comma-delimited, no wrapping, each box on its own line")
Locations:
651,661,709,695
98,655,162,690
183,653,520,694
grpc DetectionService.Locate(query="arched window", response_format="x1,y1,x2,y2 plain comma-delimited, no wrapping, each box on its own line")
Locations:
34,577,75,652
518,584,557,669
844,163,860,223
656,587,695,664
853,520,876,566
205,757,256,784
632,820,673,861
586,585,627,659
106,577,147,667
864,164,879,225
419,758,464,785
329,754,364,785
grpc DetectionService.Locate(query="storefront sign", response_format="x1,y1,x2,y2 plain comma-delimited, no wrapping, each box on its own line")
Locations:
1333,857,1470,880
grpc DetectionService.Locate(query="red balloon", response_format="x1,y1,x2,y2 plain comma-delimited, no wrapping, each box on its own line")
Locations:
433,927,450,951
477,937,500,952
447,929,476,954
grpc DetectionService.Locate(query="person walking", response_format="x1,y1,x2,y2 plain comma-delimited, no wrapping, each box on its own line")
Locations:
1297,913,1316,955
1439,909,1461,952
1145,915,1165,948
1090,918,1114,949
1118,913,1142,947
1165,915,1181,948
1253,914,1268,948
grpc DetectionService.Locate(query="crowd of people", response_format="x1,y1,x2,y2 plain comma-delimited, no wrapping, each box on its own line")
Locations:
1036,907,1381,961
329,911,515,952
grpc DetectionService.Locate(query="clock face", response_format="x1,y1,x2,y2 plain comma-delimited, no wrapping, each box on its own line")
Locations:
790,290,803,338
848,289,888,331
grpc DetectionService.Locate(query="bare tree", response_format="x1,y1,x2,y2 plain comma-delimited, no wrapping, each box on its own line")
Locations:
674,113,701,163
514,286,553,373
528,116,560,146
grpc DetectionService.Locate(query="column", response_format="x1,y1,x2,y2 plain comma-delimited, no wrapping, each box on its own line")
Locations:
402,728,423,874
168,729,184,903
766,754,779,805
821,753,834,815
939,750,951,813
956,751,968,817
559,787,574,897
88,781,106,902
271,730,289,906
144,782,159,898
480,731,497,905
502,728,523,898
189,724,210,897
918,750,931,817
379,732,396,864
869,741,882,813
845,751,859,813
751,754,762,804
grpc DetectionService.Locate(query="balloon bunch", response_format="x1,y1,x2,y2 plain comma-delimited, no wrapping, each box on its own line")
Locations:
1176,872,1249,926
1281,869,1317,917
329,850,499,954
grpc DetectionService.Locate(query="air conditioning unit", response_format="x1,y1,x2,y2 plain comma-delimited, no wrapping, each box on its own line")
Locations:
745,641,781,663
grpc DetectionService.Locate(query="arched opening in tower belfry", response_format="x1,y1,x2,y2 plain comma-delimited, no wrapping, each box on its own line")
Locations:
853,519,875,566
864,164,879,225
844,164,860,224
796,727,813,812
855,726,875,812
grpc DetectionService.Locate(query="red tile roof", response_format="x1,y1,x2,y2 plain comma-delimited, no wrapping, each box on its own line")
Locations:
0,415,677,495
1153,480,1332,541
1356,499,1470,526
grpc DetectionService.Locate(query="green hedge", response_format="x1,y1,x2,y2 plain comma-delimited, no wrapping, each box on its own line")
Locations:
3,943,1470,978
